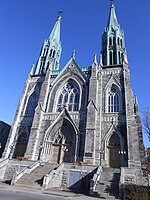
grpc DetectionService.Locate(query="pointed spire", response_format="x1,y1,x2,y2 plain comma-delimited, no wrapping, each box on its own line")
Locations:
93,53,97,65
107,0,119,30
134,95,139,112
72,49,77,60
49,11,62,42
30,64,35,75
101,2,125,66
99,53,103,66
123,51,129,64
134,95,139,105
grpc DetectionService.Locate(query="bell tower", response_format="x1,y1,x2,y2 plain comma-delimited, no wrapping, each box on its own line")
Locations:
34,13,62,75
101,1,125,66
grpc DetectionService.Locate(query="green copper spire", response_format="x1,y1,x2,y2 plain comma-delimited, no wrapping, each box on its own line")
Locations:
49,13,61,43
101,1,125,66
34,13,62,75
107,1,119,30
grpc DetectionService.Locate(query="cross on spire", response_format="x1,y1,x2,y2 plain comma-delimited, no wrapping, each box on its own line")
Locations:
110,0,115,6
57,11,63,20
59,11,63,15
72,49,77,60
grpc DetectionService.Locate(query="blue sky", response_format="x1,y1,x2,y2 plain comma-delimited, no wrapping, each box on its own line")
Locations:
0,0,149,147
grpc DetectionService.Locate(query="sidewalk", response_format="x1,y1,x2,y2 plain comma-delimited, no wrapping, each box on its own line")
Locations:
0,181,100,200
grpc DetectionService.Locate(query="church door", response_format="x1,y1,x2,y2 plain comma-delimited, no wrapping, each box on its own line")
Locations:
108,133,121,168
51,124,75,164
51,144,61,164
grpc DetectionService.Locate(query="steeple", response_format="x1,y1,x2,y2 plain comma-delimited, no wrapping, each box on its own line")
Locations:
49,14,61,43
34,13,62,75
101,1,125,66
107,1,119,30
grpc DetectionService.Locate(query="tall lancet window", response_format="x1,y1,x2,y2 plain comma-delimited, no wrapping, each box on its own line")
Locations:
56,80,80,112
108,85,120,113
25,92,38,116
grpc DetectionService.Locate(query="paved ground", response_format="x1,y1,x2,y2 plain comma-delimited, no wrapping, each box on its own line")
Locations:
0,190,64,200
0,182,100,200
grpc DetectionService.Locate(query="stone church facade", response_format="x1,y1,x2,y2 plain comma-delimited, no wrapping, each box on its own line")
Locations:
2,1,147,187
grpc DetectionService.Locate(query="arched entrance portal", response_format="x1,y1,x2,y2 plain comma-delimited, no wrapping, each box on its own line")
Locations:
108,133,121,168
13,132,28,158
51,123,76,164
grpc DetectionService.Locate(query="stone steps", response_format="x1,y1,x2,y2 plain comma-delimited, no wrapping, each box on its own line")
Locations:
4,160,36,180
94,168,121,199
15,163,57,188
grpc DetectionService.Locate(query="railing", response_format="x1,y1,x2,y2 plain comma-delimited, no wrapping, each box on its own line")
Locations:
89,165,102,196
0,158,9,168
11,161,40,185
0,158,9,180
43,163,64,189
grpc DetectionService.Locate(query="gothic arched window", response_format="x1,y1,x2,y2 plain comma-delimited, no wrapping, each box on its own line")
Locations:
109,37,112,46
113,51,116,64
117,37,120,45
110,51,113,65
108,85,120,113
118,51,121,64
54,131,63,144
113,37,115,45
50,49,53,57
52,50,56,58
25,92,38,116
120,39,123,47
56,80,80,112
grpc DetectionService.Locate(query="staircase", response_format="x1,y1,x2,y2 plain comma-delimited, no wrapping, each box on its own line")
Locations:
94,168,121,199
15,162,57,189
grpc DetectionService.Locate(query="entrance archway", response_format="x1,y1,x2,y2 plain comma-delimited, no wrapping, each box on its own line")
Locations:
51,123,76,164
13,132,28,158
108,133,121,168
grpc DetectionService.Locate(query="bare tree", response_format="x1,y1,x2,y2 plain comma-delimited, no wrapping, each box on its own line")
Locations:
143,107,150,141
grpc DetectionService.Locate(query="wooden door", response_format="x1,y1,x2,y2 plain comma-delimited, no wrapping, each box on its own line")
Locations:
108,133,121,168
109,147,121,168
51,144,61,164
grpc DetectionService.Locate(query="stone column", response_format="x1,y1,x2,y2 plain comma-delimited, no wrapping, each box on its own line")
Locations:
84,60,98,164
25,64,52,160
2,75,32,159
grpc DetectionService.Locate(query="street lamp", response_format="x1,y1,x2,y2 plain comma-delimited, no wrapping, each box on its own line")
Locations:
62,146,68,152
118,150,126,155
8,144,14,159
38,145,43,160
119,150,127,166
98,149,104,166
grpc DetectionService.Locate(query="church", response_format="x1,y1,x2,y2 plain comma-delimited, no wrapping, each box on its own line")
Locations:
0,1,148,196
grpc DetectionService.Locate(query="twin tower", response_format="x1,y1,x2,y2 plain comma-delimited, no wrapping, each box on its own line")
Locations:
2,1,147,186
